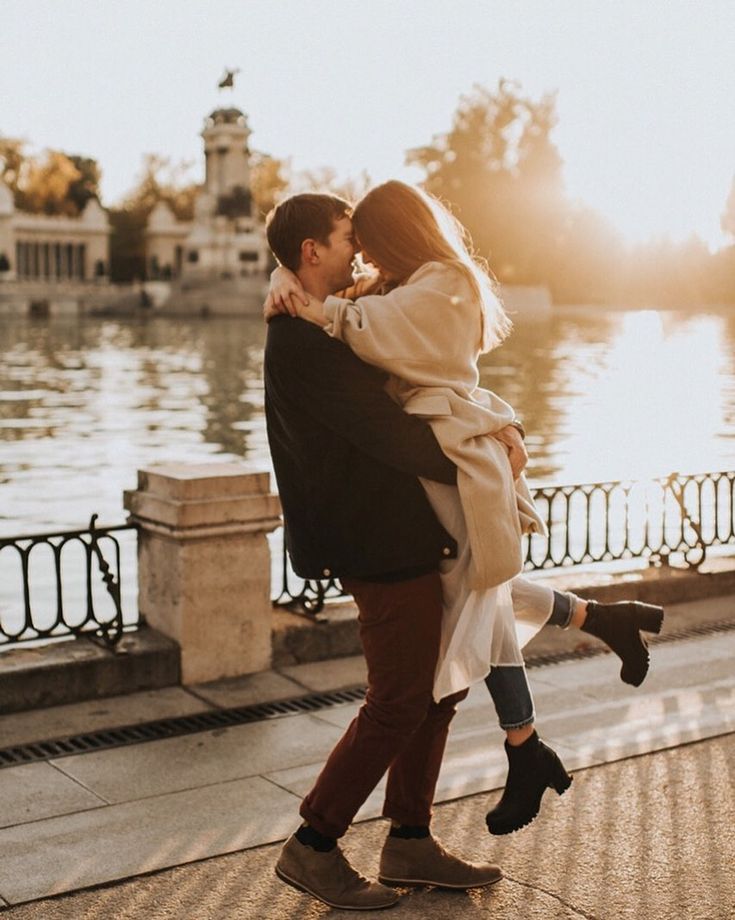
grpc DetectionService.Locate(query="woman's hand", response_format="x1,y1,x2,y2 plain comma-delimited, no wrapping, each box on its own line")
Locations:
296,294,329,328
263,266,309,321
493,424,528,480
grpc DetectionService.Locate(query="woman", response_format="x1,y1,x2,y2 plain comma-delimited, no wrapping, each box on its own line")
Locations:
266,180,664,835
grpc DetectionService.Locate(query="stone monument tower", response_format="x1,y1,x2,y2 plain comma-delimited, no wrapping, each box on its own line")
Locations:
201,107,253,216
185,104,265,279
142,71,269,312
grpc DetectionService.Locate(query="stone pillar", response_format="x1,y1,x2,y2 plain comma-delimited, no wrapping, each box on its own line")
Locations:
124,463,282,684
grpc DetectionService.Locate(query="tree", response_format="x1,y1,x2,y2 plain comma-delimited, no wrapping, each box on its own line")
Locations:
122,154,200,221
407,80,567,285
250,152,289,217
109,155,201,282
553,205,625,304
66,155,102,214
722,176,735,241
289,165,371,203
0,137,26,198
0,138,102,216
21,150,84,216
108,208,147,283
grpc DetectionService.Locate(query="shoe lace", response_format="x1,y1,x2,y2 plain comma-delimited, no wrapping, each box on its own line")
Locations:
332,846,369,888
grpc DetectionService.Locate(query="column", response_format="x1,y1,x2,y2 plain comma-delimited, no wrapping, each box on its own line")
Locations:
124,463,282,684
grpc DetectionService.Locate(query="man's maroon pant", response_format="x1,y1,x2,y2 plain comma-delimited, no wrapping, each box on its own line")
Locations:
300,570,468,839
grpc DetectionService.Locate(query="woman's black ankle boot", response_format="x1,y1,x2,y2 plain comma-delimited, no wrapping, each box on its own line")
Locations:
581,601,665,687
485,731,572,836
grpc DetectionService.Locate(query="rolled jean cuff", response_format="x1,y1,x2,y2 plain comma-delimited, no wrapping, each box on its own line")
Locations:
498,713,536,730
484,665,535,731
547,590,577,629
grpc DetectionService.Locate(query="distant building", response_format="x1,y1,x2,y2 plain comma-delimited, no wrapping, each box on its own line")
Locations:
144,106,268,284
0,181,110,284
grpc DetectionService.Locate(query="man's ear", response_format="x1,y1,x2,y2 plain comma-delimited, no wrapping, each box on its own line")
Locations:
300,238,319,265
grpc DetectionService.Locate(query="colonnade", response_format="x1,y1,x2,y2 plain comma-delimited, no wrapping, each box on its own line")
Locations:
14,240,94,281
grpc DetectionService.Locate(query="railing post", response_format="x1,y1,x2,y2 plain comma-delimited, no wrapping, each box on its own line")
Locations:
123,463,281,684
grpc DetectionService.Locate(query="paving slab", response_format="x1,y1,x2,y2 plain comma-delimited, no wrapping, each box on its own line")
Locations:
2,628,735,912
306,672,601,733
188,670,305,708
49,714,343,803
277,655,368,692
0,762,106,829
4,735,732,920
544,679,735,763
531,627,735,691
0,687,210,749
265,722,583,825
266,760,389,827
0,775,300,905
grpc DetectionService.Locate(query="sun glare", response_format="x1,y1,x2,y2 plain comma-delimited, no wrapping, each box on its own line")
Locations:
559,311,726,484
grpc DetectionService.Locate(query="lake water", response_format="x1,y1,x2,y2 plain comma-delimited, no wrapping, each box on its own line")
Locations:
1,307,734,637
2,307,734,536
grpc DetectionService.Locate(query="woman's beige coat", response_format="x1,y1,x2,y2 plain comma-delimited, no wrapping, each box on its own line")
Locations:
324,261,547,591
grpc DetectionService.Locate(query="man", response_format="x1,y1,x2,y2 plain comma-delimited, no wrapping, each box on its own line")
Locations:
264,194,522,910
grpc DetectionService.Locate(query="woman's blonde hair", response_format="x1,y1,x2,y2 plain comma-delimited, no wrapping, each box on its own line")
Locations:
352,180,511,351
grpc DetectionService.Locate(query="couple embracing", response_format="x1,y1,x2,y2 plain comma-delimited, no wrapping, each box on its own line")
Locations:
263,182,664,911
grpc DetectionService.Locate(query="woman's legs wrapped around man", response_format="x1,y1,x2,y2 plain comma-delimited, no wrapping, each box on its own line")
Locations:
483,580,664,835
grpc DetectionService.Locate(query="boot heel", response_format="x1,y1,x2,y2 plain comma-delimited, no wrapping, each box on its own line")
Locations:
550,761,572,795
637,604,664,635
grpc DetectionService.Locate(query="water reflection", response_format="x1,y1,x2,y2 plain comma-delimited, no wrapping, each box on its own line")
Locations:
483,308,735,484
0,316,266,534
1,308,734,537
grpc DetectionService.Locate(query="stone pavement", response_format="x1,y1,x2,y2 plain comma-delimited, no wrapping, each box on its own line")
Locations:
2,734,733,920
0,595,734,917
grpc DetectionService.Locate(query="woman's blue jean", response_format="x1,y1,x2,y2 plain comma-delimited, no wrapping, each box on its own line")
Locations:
484,590,576,730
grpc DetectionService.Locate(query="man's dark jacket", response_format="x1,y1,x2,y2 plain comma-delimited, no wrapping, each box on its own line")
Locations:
265,316,457,580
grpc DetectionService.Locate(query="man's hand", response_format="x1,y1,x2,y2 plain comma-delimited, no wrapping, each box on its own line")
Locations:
493,424,528,480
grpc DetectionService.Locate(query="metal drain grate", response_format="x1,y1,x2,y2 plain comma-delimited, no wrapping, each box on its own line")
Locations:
2,616,734,770
0,686,366,770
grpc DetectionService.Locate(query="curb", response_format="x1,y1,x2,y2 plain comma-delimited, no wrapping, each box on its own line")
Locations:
0,628,180,715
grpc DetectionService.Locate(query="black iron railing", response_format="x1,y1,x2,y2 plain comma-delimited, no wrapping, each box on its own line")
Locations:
0,516,138,649
2,470,733,644
275,470,735,616
526,470,733,570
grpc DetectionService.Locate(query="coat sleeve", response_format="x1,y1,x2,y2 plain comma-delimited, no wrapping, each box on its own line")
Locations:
323,263,479,379
266,319,457,485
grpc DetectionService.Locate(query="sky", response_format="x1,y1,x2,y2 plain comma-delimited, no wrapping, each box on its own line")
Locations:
1,0,734,248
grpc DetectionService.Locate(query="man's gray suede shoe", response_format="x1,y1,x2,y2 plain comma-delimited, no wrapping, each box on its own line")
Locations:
275,834,399,910
379,834,503,889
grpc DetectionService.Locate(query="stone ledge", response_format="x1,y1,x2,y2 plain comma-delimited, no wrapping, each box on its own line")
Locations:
0,627,180,716
137,464,272,501
271,560,735,668
124,491,281,530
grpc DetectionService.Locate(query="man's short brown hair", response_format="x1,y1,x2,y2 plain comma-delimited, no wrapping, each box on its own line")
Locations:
265,193,352,271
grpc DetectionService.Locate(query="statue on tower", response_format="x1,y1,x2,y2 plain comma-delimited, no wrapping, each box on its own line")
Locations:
218,68,240,90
